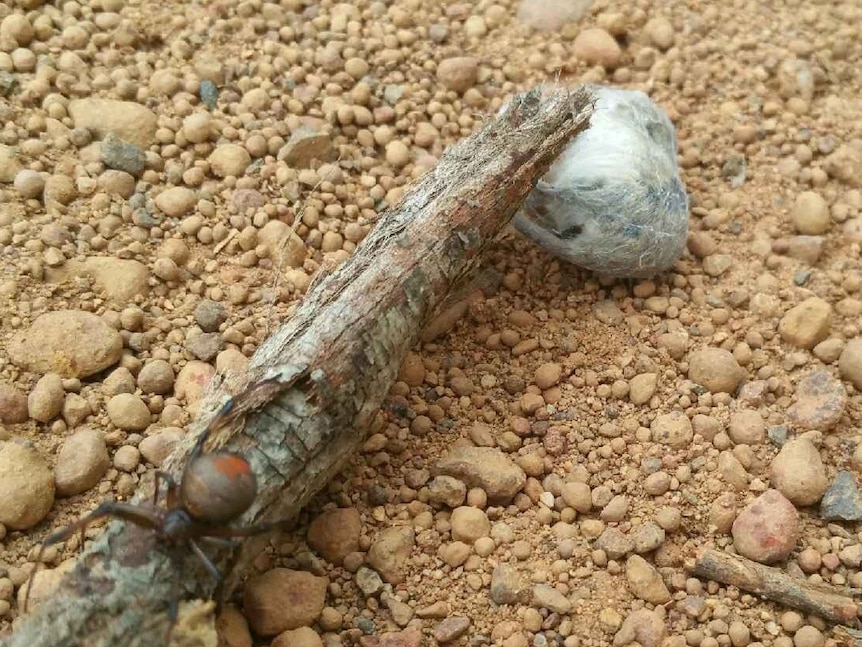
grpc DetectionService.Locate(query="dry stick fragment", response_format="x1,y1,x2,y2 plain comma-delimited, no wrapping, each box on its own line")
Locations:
6,86,594,647
687,549,860,626
833,626,862,647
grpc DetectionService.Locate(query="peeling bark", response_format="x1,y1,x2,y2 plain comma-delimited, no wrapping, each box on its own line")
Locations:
5,86,594,647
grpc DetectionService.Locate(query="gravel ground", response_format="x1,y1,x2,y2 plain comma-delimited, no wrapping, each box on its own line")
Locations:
1,0,862,646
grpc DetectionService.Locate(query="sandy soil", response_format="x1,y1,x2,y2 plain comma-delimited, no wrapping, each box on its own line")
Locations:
1,0,862,646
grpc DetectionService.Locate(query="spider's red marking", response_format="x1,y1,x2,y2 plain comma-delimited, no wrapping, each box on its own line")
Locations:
214,455,252,478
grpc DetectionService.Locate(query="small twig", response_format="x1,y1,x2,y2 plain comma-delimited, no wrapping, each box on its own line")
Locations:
833,625,862,647
687,548,859,626
212,228,238,255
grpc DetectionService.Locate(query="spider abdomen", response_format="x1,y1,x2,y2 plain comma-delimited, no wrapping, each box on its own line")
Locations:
180,453,258,524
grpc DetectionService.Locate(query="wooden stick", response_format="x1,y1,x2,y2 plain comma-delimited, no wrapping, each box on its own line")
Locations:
832,626,862,647
687,549,860,626
5,87,594,647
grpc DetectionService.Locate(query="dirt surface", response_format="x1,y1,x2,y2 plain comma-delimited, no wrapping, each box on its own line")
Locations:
1,0,862,646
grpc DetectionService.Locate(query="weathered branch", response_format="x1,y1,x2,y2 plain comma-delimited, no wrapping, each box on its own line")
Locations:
5,87,594,647
687,548,860,626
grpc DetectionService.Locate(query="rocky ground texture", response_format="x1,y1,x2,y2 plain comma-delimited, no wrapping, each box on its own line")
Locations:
1,0,862,646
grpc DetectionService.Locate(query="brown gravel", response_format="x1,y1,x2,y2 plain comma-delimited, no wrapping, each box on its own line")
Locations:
2,0,862,645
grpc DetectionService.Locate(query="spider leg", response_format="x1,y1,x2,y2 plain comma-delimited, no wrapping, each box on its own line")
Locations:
153,471,164,507
192,523,283,607
198,536,238,549
25,501,165,613
190,536,234,607
153,470,178,507
24,501,161,613
188,539,222,584
189,397,235,463
158,471,181,510
164,547,184,646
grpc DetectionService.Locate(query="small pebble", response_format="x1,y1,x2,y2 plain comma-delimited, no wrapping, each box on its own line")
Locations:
113,445,141,472
650,411,693,447
7,311,123,379
614,608,666,647
209,144,251,178
728,621,750,647
243,569,327,637
106,393,151,431
630,522,665,553
600,494,629,522
62,393,91,427
770,438,828,506
629,373,657,404
271,627,323,647
433,617,471,643
0,145,23,183
155,187,196,218
838,338,862,389
644,17,675,50
793,626,824,647
366,526,415,584
655,507,681,531
428,475,467,508
561,481,592,512
68,98,157,147
0,382,28,424
436,57,479,93
14,169,44,198
278,126,332,168
183,113,213,144
625,555,671,603
688,348,745,393
531,584,572,614
450,506,490,542
0,441,55,530
732,489,799,564
779,297,832,349
54,429,110,496
727,409,765,445
572,28,622,69
175,360,216,406
307,508,362,564
786,371,846,432
100,132,145,176
595,527,633,559
824,142,862,187
199,80,219,109
534,363,562,390
139,428,184,467
719,451,749,491
186,332,222,362
137,360,175,394
490,564,530,605
355,566,384,597
27,372,64,423
790,192,830,235
820,471,862,521
644,471,671,496
435,446,526,503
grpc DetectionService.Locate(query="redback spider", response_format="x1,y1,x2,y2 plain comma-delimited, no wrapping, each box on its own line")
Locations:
24,381,285,641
